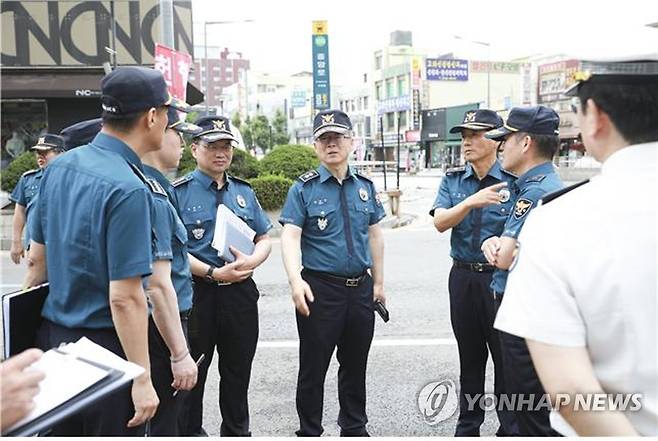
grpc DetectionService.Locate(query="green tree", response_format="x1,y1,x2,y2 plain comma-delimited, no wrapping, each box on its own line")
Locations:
231,112,242,131
248,114,271,151
271,109,290,146
1,151,38,193
242,115,253,148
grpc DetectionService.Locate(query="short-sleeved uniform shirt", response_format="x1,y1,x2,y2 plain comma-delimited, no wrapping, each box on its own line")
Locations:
174,169,273,268
495,142,658,436
30,132,154,329
279,165,386,276
429,161,517,263
490,161,563,293
10,168,43,247
144,165,193,312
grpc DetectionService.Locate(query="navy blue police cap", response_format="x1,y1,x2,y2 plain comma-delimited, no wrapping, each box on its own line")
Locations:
193,115,237,143
60,118,102,151
100,66,190,116
30,134,66,152
449,109,503,134
313,109,353,140
486,106,560,140
167,107,201,135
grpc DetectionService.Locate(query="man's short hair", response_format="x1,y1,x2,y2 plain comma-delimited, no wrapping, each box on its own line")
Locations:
513,132,559,160
577,81,658,145
101,106,166,133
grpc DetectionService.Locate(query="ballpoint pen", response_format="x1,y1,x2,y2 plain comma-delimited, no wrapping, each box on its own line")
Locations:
172,353,205,397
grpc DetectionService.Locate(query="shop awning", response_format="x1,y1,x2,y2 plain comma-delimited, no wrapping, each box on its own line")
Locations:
1,70,104,99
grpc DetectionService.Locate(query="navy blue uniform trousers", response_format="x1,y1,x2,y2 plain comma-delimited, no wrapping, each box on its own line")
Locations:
182,277,259,437
448,265,517,436
295,269,375,437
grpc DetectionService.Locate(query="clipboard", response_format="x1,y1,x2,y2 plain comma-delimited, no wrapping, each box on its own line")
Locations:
2,283,49,359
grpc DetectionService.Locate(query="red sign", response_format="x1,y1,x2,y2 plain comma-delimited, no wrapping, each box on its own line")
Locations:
405,130,420,142
154,43,192,101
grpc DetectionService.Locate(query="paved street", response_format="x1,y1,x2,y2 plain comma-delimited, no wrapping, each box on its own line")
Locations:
0,196,502,435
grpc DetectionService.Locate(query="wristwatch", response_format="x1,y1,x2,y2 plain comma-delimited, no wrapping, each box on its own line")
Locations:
205,265,216,282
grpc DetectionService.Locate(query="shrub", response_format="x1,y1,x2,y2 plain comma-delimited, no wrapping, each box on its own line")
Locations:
1,151,38,193
258,144,319,181
176,146,260,179
229,148,259,179
248,174,293,211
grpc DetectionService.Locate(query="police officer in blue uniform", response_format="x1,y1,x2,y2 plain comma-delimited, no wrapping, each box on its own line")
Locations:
481,106,564,436
430,109,517,436
174,115,273,437
9,134,65,265
280,109,386,437
142,107,201,436
59,118,103,150
24,66,187,436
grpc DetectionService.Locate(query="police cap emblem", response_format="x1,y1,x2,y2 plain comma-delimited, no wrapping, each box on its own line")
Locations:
213,119,226,131
464,111,477,123
321,114,335,125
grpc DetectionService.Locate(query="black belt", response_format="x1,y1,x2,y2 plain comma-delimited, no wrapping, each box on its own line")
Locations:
192,275,233,286
453,259,495,273
303,269,369,287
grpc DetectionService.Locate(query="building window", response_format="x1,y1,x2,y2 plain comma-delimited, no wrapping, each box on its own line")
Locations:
375,53,382,70
375,82,382,101
398,110,407,128
386,78,395,98
351,100,356,112
363,96,369,109
386,112,395,130
397,74,408,97
357,98,362,111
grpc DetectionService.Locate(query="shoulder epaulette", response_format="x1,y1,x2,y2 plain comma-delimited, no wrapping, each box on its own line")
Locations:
538,179,589,206
526,174,546,183
128,163,166,197
445,166,466,175
21,169,39,177
172,174,193,187
298,169,320,183
227,175,252,187
146,178,168,197
355,171,373,184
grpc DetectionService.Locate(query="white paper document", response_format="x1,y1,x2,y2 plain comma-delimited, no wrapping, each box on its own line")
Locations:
212,204,256,263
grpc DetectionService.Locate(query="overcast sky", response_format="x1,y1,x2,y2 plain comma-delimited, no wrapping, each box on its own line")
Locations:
191,0,658,85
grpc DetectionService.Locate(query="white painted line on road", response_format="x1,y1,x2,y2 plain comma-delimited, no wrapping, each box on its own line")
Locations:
257,338,456,349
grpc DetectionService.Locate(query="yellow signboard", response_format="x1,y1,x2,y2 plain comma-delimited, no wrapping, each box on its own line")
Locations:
312,20,327,35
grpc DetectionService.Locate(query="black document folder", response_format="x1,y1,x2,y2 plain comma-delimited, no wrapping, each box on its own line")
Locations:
2,283,49,359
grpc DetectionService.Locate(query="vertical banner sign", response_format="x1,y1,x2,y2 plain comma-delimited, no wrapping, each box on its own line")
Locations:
411,56,422,130
312,21,330,111
154,43,192,101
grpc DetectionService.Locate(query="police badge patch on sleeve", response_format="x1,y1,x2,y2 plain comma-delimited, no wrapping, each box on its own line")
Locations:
513,198,533,219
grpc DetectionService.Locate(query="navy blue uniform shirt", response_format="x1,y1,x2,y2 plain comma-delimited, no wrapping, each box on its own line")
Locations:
279,165,386,276
30,132,154,329
174,169,272,267
144,165,193,312
491,161,563,293
430,161,517,263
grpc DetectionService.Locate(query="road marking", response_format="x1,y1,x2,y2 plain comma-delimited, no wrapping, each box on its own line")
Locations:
257,338,456,349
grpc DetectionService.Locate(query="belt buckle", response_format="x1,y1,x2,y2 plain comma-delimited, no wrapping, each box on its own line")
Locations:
473,263,484,272
216,280,232,286
345,278,359,287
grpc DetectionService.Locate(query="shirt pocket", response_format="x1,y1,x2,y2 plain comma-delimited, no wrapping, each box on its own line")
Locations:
307,204,338,234
181,210,214,242
352,201,374,228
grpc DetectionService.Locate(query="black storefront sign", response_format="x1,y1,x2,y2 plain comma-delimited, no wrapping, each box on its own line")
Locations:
420,108,446,142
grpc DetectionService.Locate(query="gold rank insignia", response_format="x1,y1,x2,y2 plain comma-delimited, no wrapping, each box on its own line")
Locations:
464,111,476,123
213,119,226,131
321,114,335,125
513,198,533,219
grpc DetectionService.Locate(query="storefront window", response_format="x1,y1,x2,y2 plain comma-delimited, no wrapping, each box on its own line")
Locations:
1,100,48,170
